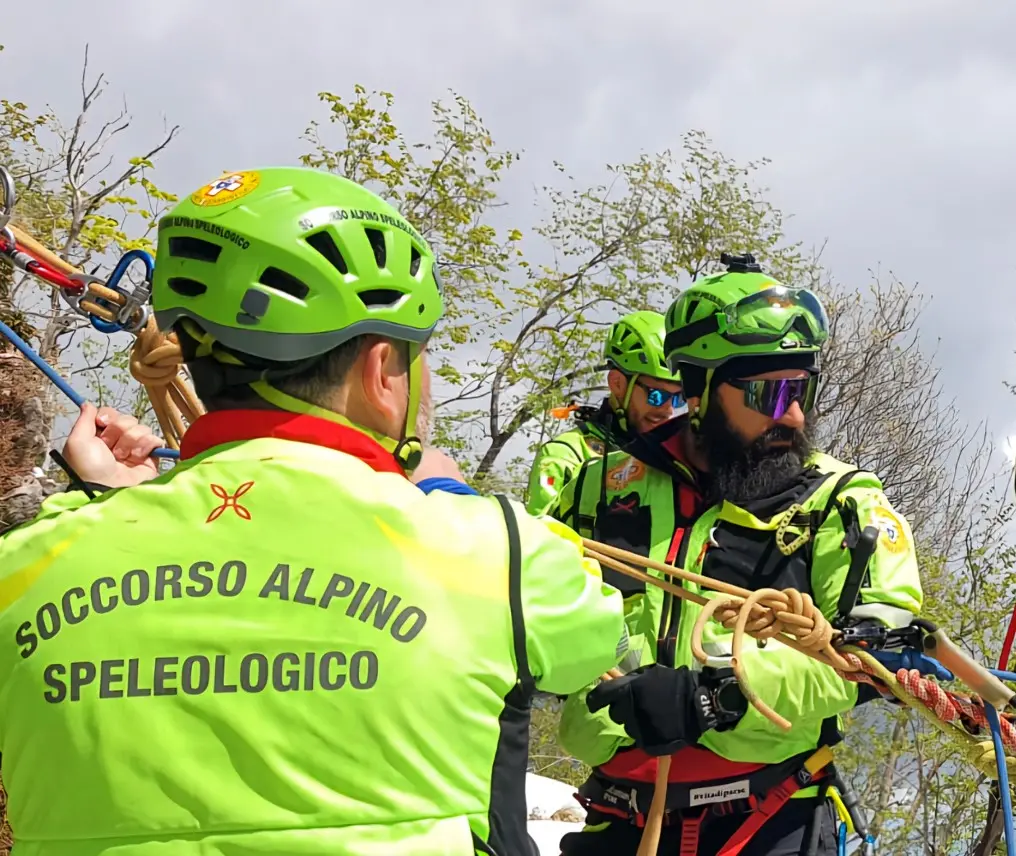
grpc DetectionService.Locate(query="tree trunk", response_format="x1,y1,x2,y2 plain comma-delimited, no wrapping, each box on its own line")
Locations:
0,351,53,856
0,352,51,531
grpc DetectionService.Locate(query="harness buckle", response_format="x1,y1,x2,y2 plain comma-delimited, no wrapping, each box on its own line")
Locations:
680,809,708,856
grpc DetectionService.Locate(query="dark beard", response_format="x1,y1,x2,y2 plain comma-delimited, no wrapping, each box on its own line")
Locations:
697,403,813,506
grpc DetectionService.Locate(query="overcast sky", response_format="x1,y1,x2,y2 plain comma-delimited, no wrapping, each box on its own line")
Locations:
6,0,1016,470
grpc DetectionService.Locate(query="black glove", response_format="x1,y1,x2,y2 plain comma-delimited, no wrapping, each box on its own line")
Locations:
587,665,748,756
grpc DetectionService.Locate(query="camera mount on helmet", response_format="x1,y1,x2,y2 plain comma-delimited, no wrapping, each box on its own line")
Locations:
719,251,763,274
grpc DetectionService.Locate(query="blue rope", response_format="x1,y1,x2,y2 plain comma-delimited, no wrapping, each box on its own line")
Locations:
0,318,179,460
866,648,1015,854
986,704,1016,856
837,821,848,856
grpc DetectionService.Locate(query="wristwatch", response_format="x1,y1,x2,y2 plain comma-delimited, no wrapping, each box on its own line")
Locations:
710,676,749,726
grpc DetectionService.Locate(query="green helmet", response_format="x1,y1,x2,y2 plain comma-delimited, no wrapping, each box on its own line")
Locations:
153,167,442,361
663,253,828,370
603,311,681,382
152,167,444,470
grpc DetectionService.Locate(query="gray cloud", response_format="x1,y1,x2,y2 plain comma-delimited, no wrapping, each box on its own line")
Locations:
6,0,1016,461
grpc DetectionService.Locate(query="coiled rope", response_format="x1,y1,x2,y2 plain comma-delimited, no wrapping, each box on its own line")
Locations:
582,538,1016,855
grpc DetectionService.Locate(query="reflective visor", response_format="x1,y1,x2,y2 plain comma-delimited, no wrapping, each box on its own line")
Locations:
719,287,829,346
726,375,819,419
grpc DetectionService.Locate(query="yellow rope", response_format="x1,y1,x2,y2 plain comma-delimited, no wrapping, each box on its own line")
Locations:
842,646,1016,778
7,224,203,448
583,538,1016,854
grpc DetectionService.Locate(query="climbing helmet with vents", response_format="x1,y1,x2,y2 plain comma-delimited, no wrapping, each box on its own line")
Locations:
152,167,443,362
603,311,680,382
663,253,828,370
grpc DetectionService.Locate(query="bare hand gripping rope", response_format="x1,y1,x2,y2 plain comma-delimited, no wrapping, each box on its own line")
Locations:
2,159,1014,856
0,165,203,458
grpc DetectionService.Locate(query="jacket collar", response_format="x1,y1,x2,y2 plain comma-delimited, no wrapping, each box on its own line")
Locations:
180,410,406,477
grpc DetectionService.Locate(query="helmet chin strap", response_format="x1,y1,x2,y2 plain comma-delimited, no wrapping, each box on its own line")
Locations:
249,342,425,474
689,367,715,432
611,372,640,433
394,343,424,472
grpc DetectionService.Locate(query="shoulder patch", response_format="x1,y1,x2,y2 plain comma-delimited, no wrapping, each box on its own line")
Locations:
871,506,907,554
606,457,646,491
586,438,606,457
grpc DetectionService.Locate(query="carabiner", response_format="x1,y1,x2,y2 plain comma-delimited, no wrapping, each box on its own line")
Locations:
0,165,16,233
65,272,106,317
91,249,155,334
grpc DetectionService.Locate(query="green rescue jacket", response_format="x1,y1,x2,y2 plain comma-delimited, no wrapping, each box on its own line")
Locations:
0,412,627,856
553,444,923,769
526,414,611,517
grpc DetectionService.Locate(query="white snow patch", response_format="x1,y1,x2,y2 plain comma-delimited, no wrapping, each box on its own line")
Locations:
526,773,585,855
528,818,583,855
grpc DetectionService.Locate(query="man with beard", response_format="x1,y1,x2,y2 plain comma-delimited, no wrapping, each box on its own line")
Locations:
526,311,685,516
0,168,630,856
552,253,923,856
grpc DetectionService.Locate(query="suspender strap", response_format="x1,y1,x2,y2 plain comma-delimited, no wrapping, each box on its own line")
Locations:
494,495,534,692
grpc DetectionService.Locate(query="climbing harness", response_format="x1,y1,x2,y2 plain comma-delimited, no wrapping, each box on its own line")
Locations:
585,539,1016,856
0,163,203,456
3,159,1015,853
577,744,841,856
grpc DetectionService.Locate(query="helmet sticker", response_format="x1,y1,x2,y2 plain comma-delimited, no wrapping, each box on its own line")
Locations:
191,171,262,207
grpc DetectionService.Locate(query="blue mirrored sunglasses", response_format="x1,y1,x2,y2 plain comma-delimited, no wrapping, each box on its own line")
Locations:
636,379,686,409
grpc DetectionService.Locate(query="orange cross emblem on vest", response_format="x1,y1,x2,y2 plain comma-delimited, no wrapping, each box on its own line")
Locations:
207,482,254,522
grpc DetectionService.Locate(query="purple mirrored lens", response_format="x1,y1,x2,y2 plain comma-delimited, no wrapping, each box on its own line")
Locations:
749,377,814,419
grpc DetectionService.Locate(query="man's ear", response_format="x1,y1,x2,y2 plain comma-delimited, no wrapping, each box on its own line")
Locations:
607,368,629,400
360,338,403,421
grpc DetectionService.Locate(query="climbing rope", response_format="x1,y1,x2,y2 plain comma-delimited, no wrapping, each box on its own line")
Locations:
838,650,1016,776
583,538,1016,856
2,160,1013,854
0,165,202,452
584,539,854,729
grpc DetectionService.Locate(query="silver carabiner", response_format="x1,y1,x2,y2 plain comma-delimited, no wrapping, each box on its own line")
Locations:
0,166,16,233
67,272,151,334
118,297,151,335
64,273,105,317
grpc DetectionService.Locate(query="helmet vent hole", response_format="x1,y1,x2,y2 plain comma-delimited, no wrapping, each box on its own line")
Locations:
168,237,222,263
409,246,422,276
305,230,348,275
365,228,387,269
357,288,405,309
167,277,208,297
258,267,310,301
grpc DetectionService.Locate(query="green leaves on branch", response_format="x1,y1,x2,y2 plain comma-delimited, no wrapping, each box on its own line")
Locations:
304,86,807,480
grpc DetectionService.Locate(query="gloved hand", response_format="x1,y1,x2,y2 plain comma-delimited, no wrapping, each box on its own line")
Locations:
586,664,747,756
